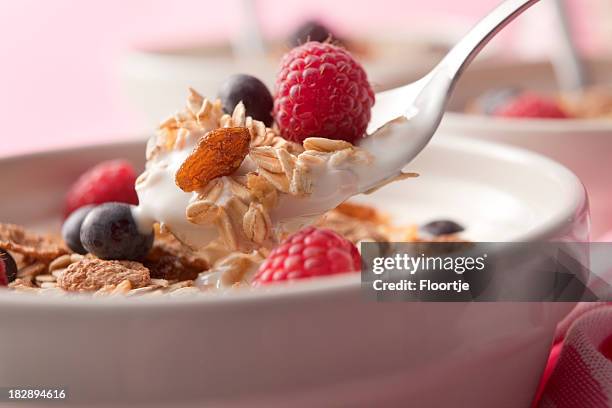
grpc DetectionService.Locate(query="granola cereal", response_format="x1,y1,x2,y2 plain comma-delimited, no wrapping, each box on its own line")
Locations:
2,71,464,296
0,223,68,262
57,259,151,292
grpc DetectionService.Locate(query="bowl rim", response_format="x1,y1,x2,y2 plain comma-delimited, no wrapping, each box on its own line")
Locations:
443,111,612,134
443,57,612,132
0,136,587,308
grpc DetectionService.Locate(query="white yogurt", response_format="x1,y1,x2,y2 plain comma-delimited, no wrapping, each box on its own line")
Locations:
134,116,414,252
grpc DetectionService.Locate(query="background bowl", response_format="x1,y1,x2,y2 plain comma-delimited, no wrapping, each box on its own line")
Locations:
0,136,587,407
439,58,612,237
119,31,464,124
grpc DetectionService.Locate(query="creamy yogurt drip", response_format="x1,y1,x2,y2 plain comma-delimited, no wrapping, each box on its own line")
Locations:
133,117,413,252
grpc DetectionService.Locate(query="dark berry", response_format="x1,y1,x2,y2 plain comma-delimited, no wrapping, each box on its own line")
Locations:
218,74,273,126
80,202,153,261
0,249,18,286
289,20,338,46
476,87,521,115
62,205,95,254
421,220,465,236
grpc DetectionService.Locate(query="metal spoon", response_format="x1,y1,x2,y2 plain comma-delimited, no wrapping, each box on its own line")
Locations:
356,0,541,191
275,0,542,222
549,0,587,93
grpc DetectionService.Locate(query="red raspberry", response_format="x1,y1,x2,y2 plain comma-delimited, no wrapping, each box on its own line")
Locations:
64,160,139,217
273,42,375,144
493,93,569,119
252,226,360,285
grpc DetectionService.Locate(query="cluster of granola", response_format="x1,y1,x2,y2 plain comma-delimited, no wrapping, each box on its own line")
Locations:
140,89,375,255
0,201,419,296
1,224,205,297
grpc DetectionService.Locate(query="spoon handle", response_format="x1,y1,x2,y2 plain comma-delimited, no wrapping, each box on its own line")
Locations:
550,0,587,92
438,0,540,90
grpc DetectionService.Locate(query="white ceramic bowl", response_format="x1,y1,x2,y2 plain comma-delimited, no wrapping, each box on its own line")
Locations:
119,32,459,124
0,136,587,407
439,58,612,237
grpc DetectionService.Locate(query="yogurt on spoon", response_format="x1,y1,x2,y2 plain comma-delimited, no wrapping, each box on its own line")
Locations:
133,42,416,260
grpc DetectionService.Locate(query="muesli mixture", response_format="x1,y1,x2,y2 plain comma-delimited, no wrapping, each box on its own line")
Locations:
0,40,465,297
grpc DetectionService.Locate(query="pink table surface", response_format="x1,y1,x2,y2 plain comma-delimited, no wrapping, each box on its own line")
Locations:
0,0,604,157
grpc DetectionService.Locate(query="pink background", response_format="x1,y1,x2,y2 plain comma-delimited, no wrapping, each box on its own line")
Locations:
0,0,609,157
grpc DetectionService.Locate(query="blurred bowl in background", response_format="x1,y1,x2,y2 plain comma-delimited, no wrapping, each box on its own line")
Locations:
439,58,612,238
119,28,495,124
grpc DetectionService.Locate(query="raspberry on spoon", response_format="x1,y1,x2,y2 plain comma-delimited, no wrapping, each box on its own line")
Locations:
252,227,360,285
273,41,375,144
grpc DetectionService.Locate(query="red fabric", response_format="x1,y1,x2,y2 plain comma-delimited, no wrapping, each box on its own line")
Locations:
534,306,612,408
532,232,612,407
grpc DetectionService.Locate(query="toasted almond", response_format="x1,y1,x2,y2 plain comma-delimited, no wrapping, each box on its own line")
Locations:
175,127,250,192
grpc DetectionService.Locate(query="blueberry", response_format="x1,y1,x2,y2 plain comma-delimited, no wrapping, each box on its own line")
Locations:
420,220,465,236
80,202,153,260
218,74,273,126
476,87,522,115
0,249,17,284
289,20,337,46
62,205,95,254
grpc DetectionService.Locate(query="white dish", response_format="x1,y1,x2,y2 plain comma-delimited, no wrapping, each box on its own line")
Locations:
0,136,587,407
439,58,612,237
